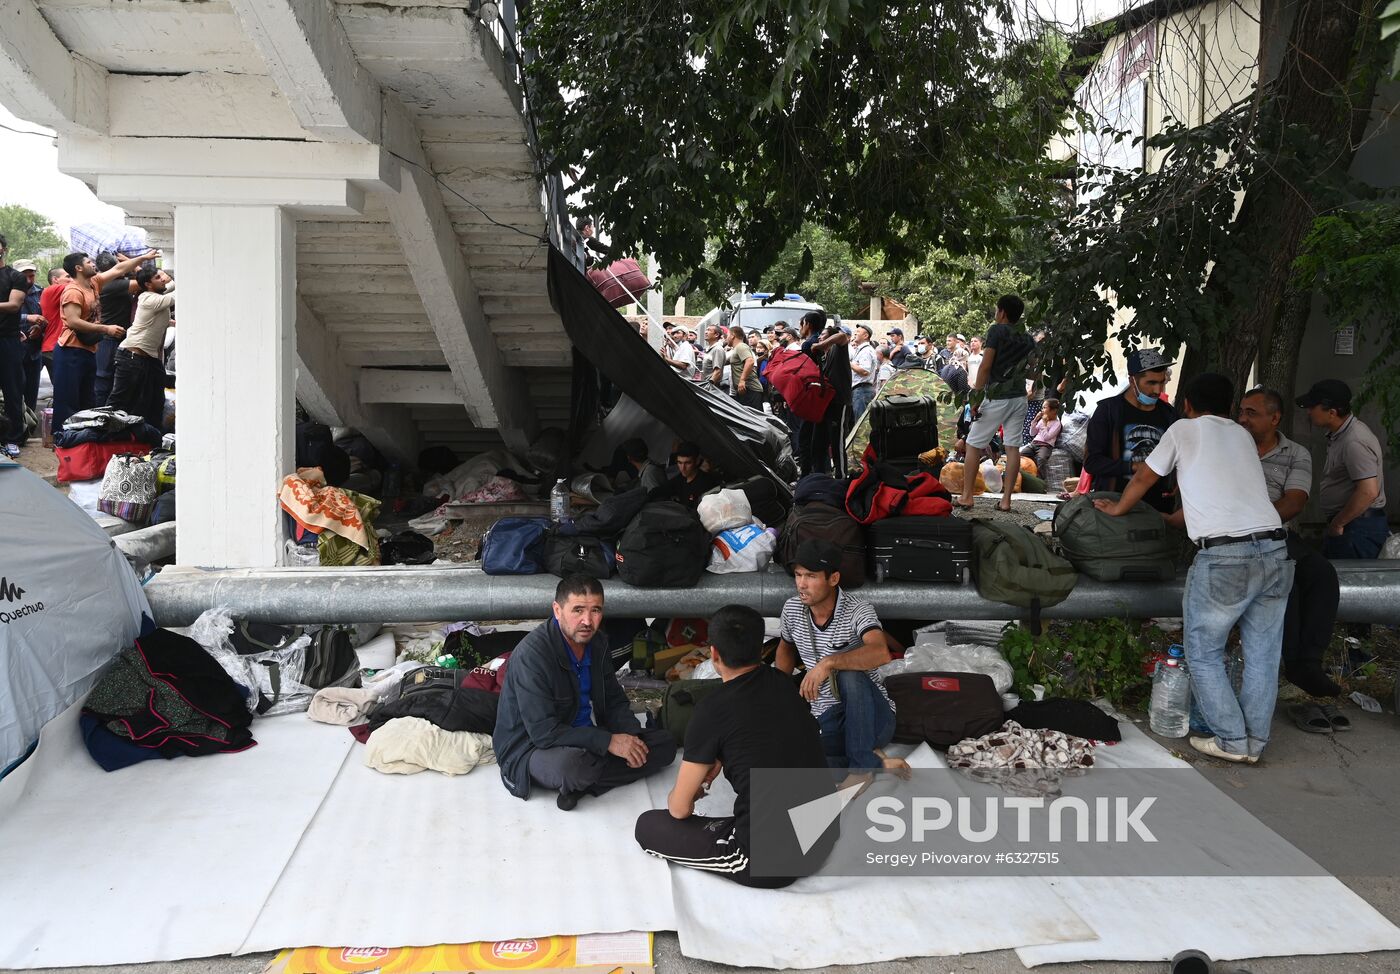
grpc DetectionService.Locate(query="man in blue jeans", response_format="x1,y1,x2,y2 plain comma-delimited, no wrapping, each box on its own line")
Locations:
775,539,906,786
1096,373,1292,764
1296,379,1389,560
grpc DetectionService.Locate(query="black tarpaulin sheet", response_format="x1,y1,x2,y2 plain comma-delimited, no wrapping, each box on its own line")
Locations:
548,247,794,497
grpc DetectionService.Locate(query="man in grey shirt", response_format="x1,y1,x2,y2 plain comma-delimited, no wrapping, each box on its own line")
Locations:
1297,379,1389,560
1238,389,1342,705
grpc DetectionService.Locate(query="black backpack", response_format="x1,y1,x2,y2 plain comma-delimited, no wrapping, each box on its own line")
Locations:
885,671,1005,749
559,485,650,539
776,501,867,588
794,472,849,508
615,502,711,587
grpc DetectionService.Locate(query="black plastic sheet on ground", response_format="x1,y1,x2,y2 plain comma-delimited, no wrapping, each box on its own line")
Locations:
548,247,795,498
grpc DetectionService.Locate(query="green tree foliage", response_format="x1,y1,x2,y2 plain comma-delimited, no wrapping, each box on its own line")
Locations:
894,250,1037,341
0,204,65,270
1293,204,1400,450
526,0,1070,296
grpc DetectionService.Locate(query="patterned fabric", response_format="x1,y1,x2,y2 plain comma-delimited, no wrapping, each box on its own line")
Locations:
317,489,382,566
457,474,529,504
946,720,1096,797
97,453,158,524
279,467,373,550
82,630,256,759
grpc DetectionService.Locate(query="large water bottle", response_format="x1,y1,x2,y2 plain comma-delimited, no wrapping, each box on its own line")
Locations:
1149,652,1192,738
549,478,572,524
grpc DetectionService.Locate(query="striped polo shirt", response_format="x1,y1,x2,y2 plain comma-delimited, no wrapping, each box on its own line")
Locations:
780,589,891,716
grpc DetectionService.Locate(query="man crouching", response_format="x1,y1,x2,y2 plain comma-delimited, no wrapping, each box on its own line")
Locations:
494,574,677,809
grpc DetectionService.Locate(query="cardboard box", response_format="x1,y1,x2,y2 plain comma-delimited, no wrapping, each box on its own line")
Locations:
650,643,702,677
261,932,653,974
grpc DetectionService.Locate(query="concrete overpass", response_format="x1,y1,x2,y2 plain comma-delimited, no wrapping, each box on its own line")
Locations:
0,0,578,566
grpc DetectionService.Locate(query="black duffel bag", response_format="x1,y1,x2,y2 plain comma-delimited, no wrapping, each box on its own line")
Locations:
615,501,710,588
884,671,1005,749
543,530,616,579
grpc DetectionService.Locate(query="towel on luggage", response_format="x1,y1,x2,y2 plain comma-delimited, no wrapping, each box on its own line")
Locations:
364,717,495,776
278,467,374,550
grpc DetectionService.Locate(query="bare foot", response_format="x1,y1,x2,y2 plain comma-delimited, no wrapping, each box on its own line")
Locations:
876,752,912,780
837,771,875,798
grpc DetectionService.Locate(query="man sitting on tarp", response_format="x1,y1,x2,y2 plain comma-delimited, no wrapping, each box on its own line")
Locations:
636,604,836,888
494,574,677,810
650,440,719,507
774,539,905,788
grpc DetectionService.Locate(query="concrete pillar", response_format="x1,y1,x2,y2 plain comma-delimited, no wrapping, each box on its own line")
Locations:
173,204,296,567
869,295,882,321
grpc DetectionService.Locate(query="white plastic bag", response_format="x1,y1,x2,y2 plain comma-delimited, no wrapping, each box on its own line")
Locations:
1381,533,1400,560
707,523,776,574
980,460,1003,494
183,606,318,716
697,488,753,535
903,641,1014,694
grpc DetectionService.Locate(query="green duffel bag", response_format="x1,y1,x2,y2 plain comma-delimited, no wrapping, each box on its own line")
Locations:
659,678,724,747
1053,491,1177,583
971,519,1078,624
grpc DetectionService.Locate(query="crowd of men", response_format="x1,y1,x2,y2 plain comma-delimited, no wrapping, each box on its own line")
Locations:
0,239,174,456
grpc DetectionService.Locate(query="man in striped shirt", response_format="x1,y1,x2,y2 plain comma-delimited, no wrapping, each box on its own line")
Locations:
775,539,903,783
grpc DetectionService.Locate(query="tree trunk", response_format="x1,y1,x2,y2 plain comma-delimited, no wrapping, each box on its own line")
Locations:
1203,0,1371,405
1258,287,1314,435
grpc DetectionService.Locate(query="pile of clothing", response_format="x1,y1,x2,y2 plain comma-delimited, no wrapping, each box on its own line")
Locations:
945,698,1123,798
279,467,381,566
55,407,165,515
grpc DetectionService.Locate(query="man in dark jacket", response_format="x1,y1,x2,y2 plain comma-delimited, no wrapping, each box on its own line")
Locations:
1083,347,1178,512
494,574,677,809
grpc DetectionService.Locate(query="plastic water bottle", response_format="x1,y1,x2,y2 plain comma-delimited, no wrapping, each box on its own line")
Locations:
549,478,572,523
1149,650,1191,738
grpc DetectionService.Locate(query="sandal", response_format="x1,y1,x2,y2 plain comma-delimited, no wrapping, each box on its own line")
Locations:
1319,702,1352,732
1288,703,1333,734
996,501,1013,513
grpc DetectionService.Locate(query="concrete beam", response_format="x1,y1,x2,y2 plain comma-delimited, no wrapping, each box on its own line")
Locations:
108,73,306,140
383,159,538,454
295,296,421,464
97,174,367,215
0,0,106,133
226,0,382,142
359,369,457,405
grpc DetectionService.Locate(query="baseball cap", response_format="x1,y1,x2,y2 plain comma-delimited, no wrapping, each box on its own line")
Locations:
794,538,843,574
1295,378,1352,410
955,333,967,342
838,324,852,336
887,327,904,337
1126,347,1171,375
13,259,36,272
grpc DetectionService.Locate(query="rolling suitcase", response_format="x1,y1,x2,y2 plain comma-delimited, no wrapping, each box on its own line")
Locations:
868,515,972,583
869,394,938,465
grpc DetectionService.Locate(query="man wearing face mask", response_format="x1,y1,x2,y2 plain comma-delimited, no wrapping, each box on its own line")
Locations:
1084,347,1177,513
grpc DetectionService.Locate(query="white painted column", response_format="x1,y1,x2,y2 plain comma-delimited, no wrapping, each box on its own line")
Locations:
173,205,296,567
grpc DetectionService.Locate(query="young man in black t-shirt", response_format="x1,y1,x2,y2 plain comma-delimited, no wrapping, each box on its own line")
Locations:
635,605,835,888
1083,347,1177,512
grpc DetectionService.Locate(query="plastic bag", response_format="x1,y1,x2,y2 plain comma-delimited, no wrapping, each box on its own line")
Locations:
902,641,1014,694
1381,533,1400,560
692,658,718,680
697,488,753,535
183,606,319,716
706,523,776,574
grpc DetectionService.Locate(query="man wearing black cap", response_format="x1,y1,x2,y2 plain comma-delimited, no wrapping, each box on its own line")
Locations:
1297,379,1389,560
1084,346,1177,512
885,327,911,369
774,539,902,782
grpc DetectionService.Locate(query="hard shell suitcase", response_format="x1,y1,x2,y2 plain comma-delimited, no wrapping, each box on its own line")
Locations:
868,515,972,584
868,394,938,464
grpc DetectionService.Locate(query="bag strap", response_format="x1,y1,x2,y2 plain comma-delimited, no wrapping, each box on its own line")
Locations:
254,659,283,715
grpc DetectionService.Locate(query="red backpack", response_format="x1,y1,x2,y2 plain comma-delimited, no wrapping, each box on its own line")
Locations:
765,347,835,422
845,444,952,524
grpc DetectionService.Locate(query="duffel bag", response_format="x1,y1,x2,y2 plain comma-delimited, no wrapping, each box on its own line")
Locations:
587,258,651,308
885,671,1005,749
480,515,550,575
543,530,616,579
615,502,710,587
1053,491,1176,582
659,678,725,747
971,520,1078,622
765,347,835,423
730,474,790,528
55,438,147,483
97,453,159,524
776,501,867,588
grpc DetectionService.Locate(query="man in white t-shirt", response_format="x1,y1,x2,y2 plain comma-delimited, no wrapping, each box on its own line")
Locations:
849,324,877,420
1095,372,1292,764
965,336,984,380
662,326,696,377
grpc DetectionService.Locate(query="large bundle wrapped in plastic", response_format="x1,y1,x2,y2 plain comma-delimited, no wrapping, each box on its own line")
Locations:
697,487,753,535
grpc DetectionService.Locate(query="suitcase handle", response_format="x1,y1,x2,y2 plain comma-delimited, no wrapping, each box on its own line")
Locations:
895,538,958,551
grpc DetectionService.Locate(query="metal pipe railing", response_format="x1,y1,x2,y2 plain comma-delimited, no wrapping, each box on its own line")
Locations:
144,561,1400,627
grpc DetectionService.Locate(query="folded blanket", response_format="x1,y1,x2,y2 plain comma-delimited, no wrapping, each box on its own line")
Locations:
308,686,379,726
364,717,496,776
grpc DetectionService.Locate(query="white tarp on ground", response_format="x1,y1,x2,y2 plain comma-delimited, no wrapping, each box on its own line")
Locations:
2,689,1399,968
0,463,150,772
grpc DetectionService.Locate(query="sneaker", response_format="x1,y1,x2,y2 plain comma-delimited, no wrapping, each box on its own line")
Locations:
556,789,580,812
1189,736,1251,763
2,443,19,459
